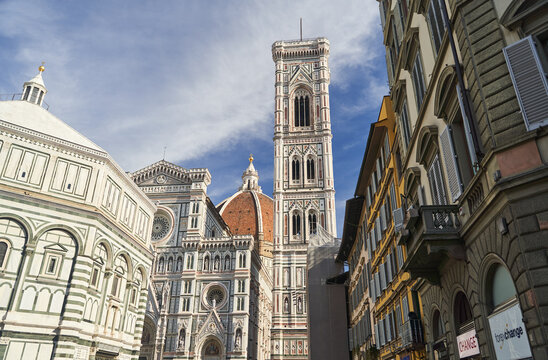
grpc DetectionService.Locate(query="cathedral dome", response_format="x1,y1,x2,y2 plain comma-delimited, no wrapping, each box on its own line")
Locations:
217,155,273,258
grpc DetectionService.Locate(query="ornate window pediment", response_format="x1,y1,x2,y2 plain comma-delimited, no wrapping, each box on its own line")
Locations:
416,126,439,166
434,66,458,120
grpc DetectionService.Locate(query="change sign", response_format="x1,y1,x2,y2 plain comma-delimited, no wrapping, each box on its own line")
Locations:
456,328,480,358
488,303,532,360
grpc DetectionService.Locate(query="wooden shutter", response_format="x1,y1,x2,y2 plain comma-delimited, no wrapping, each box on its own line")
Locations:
456,84,478,171
375,217,382,244
397,245,404,269
380,204,387,231
393,207,404,231
386,255,393,283
440,125,463,201
428,155,447,205
503,36,548,130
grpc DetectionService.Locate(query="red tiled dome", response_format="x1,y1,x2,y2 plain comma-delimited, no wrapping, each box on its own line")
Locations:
217,158,274,258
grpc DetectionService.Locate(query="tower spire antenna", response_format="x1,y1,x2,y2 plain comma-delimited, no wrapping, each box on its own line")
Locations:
162,146,167,160
300,18,303,41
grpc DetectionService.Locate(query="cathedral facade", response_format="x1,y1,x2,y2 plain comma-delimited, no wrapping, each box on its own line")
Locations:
134,158,272,360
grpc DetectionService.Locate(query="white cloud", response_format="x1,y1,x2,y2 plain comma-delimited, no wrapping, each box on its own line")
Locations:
0,0,383,172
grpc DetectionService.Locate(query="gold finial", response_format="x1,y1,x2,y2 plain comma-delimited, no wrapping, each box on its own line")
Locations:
249,153,254,163
38,62,45,73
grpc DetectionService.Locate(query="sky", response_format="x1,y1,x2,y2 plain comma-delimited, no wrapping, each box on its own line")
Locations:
0,0,389,237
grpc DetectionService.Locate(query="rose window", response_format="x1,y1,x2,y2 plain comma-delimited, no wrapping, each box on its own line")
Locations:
207,287,225,307
152,214,171,241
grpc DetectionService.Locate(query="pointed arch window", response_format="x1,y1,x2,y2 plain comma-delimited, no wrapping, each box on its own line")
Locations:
294,95,311,127
292,159,300,181
292,213,301,236
309,213,317,235
306,158,315,180
0,241,8,269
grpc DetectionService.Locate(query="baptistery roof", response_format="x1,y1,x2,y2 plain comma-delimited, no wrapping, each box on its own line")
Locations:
217,155,273,258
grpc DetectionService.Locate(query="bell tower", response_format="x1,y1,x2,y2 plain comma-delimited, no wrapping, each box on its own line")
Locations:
270,37,336,359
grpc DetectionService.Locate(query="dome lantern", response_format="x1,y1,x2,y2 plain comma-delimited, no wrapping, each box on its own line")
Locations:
21,63,47,106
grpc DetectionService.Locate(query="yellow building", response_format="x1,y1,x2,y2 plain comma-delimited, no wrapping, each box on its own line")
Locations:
339,96,426,360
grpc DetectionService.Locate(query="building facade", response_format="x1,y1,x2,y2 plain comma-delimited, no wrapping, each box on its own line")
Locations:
379,0,548,358
339,96,425,360
0,68,156,360
133,158,272,360
270,37,338,359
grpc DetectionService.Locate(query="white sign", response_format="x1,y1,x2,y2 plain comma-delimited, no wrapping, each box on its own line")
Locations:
456,328,480,358
488,303,532,360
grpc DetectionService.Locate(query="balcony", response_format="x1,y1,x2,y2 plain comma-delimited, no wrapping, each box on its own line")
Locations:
398,205,464,284
400,318,424,349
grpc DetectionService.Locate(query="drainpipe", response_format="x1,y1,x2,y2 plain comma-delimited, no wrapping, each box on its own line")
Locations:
439,0,483,161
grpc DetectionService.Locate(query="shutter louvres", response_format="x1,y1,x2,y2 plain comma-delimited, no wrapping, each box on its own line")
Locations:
440,126,463,201
503,36,548,131
393,207,404,232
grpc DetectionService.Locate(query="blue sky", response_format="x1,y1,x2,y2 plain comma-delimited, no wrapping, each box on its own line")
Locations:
0,0,388,236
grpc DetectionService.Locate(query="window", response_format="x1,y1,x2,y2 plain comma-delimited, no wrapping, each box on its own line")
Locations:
29,87,39,103
308,213,317,235
306,158,315,180
46,256,59,275
111,256,128,299
183,280,192,294
427,0,445,55
291,159,300,181
411,51,427,111
238,253,246,268
487,264,517,310
0,241,8,269
236,297,245,311
399,100,412,151
237,279,245,293
504,35,548,130
427,154,448,205
453,291,473,333
182,297,191,311
23,86,31,101
186,254,194,269
294,95,311,127
90,267,100,288
292,213,301,236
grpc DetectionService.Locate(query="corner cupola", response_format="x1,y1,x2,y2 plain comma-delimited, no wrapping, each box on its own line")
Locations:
21,63,47,106
239,154,262,192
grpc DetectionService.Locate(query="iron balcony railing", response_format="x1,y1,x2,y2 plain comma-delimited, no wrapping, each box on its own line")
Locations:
400,318,424,348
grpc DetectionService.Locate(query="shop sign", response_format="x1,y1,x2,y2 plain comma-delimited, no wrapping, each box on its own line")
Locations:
456,328,480,358
488,303,532,360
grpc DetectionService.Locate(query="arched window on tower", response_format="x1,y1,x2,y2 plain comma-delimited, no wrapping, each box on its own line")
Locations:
294,93,311,127
309,213,317,235
306,158,315,180
292,213,301,236
292,159,300,181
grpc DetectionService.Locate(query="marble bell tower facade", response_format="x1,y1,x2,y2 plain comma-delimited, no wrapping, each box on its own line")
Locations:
270,37,337,359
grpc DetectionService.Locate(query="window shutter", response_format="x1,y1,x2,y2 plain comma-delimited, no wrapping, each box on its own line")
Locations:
380,204,387,231
393,208,404,231
439,125,463,201
380,263,386,290
503,36,548,130
402,295,409,322
456,84,478,172
397,245,404,269
369,278,374,299
375,323,380,347
379,317,385,346
375,272,380,300
376,158,382,181
386,255,393,283
375,217,381,244
390,183,397,210
428,155,447,205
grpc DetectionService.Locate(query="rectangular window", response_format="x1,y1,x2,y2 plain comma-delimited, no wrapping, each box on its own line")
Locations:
428,154,448,205
90,267,100,288
111,275,120,297
399,100,412,151
427,0,445,55
412,52,427,111
47,257,57,274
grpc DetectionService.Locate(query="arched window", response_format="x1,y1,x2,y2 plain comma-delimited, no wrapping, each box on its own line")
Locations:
487,264,517,310
292,213,301,236
187,254,194,269
0,241,9,269
111,256,128,299
176,256,183,271
306,158,315,180
167,257,173,272
432,310,444,340
292,159,300,181
309,213,317,235
294,95,311,127
157,257,165,273
453,291,473,334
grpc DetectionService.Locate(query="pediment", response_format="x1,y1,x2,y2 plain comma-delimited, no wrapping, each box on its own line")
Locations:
196,309,226,345
290,65,313,84
44,243,68,252
130,160,193,186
